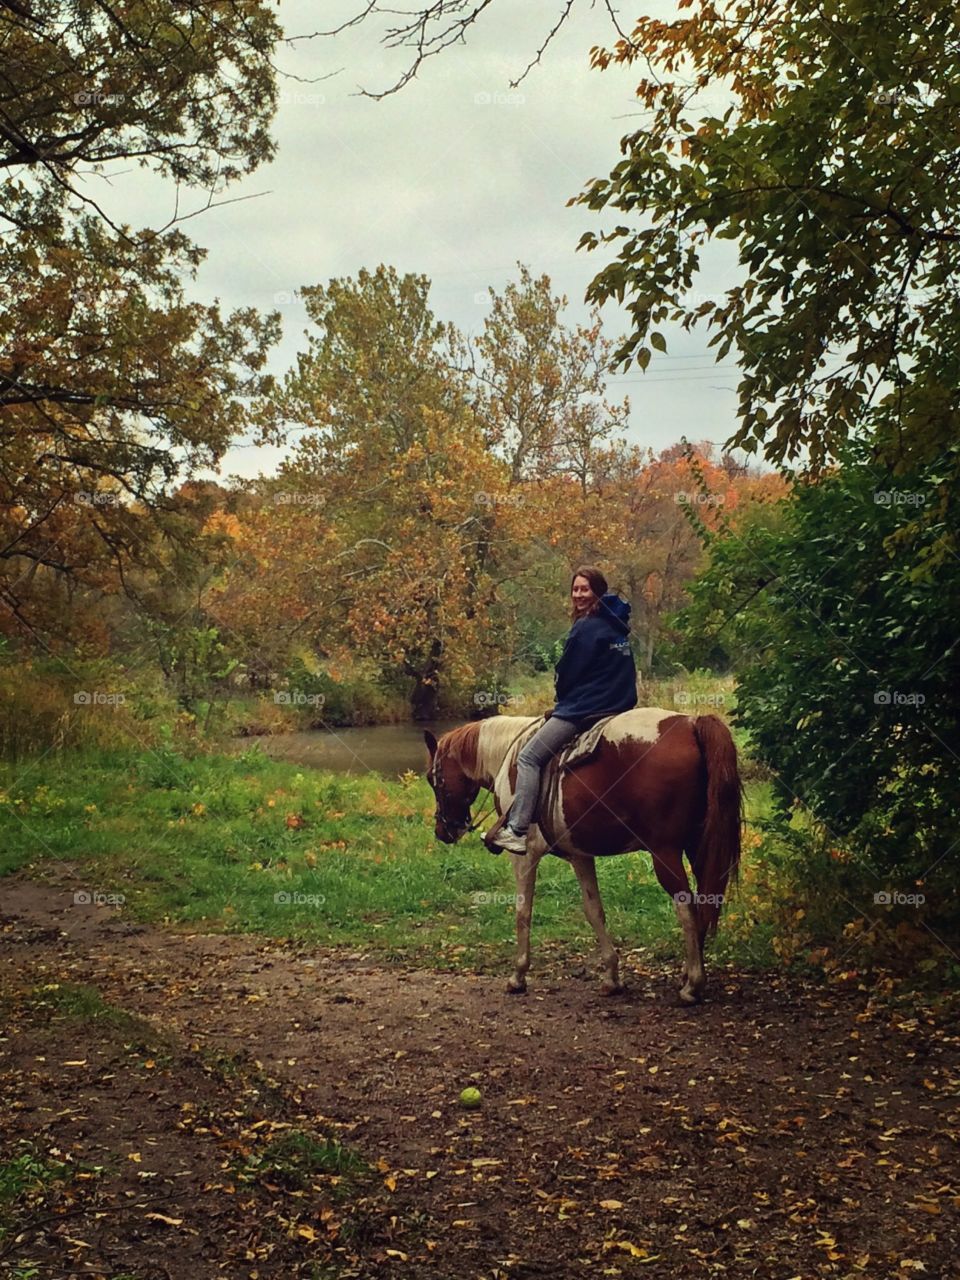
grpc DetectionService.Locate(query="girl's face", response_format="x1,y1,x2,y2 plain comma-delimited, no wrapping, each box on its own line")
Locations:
571,575,597,615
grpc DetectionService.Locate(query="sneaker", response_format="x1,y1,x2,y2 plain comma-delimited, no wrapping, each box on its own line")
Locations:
488,824,529,855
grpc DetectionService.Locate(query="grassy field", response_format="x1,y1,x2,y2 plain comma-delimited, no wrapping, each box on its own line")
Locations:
0,729,779,973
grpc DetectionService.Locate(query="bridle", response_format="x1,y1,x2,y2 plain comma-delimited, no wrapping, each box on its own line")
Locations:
429,748,490,839
429,719,540,839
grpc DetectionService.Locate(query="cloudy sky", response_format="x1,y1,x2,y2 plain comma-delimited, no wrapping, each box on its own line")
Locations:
95,0,749,481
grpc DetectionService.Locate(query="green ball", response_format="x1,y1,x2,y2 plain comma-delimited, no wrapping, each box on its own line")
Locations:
459,1086,482,1109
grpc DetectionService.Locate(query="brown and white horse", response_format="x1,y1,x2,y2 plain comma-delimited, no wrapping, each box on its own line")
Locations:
424,708,743,1004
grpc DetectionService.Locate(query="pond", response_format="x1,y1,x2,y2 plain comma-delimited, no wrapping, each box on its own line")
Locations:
232,720,465,778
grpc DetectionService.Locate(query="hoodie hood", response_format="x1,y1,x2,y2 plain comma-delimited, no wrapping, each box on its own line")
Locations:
597,592,631,635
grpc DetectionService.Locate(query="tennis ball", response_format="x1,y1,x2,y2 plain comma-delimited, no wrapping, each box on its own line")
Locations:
459,1086,482,1109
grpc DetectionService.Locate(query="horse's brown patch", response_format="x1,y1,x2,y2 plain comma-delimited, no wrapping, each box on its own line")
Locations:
546,716,703,859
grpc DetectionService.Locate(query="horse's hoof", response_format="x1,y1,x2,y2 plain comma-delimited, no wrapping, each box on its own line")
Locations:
599,982,624,997
506,979,527,995
678,986,702,1005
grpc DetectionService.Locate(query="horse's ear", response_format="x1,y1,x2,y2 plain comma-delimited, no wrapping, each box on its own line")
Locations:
423,729,438,758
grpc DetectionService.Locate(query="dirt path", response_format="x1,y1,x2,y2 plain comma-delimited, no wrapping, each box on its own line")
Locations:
1,871,958,1279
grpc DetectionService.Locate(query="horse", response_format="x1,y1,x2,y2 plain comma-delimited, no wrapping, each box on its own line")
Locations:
424,708,743,1004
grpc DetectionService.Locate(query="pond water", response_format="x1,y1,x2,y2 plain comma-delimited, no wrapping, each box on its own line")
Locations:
231,720,465,778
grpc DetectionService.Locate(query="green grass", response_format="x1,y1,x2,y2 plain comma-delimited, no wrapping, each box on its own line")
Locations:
27,981,158,1040
0,1142,80,1250
237,1131,369,1193
0,738,776,969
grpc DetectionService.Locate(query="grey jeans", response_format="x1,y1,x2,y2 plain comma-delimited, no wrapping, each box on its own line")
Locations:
506,715,580,833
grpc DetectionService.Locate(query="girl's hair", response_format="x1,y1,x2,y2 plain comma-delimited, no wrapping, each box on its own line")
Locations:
569,564,608,622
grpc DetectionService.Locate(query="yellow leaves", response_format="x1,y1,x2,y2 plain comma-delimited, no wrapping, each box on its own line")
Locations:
145,1212,183,1226
814,1232,844,1261
599,1199,624,1210
906,1197,941,1216
202,510,242,540
602,1240,660,1261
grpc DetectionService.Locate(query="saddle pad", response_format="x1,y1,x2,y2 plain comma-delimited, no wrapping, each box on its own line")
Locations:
556,713,619,771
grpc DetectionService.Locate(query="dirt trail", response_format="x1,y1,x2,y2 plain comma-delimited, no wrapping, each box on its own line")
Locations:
1,871,958,1279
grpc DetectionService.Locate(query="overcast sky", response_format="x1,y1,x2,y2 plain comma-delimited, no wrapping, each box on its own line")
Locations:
93,0,751,482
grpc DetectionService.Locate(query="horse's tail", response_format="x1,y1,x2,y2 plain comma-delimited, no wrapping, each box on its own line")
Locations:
692,714,744,936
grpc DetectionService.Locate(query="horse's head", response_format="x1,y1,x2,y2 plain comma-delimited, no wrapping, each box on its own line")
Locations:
423,728,480,843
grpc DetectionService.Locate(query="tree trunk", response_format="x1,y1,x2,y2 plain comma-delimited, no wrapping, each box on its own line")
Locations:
409,634,443,720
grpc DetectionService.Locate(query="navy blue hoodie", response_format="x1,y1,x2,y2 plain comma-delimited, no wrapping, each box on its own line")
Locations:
551,593,639,723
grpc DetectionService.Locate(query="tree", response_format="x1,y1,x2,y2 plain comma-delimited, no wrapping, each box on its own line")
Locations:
1,1,284,646
266,266,528,718
471,265,629,491
676,440,960,932
574,0,960,563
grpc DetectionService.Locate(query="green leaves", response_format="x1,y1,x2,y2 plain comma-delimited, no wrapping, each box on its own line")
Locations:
676,438,960,931
576,0,960,559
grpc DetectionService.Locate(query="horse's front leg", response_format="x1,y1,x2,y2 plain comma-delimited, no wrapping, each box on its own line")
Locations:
506,840,544,994
568,853,622,995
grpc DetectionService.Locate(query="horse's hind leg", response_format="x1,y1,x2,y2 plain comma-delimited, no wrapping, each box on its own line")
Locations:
568,854,622,995
650,847,706,1005
507,844,544,994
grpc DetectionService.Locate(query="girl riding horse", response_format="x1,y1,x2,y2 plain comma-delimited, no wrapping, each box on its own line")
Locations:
486,564,638,854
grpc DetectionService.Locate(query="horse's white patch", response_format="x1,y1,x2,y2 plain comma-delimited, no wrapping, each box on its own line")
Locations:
476,715,541,788
602,706,680,748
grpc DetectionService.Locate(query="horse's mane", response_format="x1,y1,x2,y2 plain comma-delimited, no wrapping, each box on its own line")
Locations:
441,721,480,771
